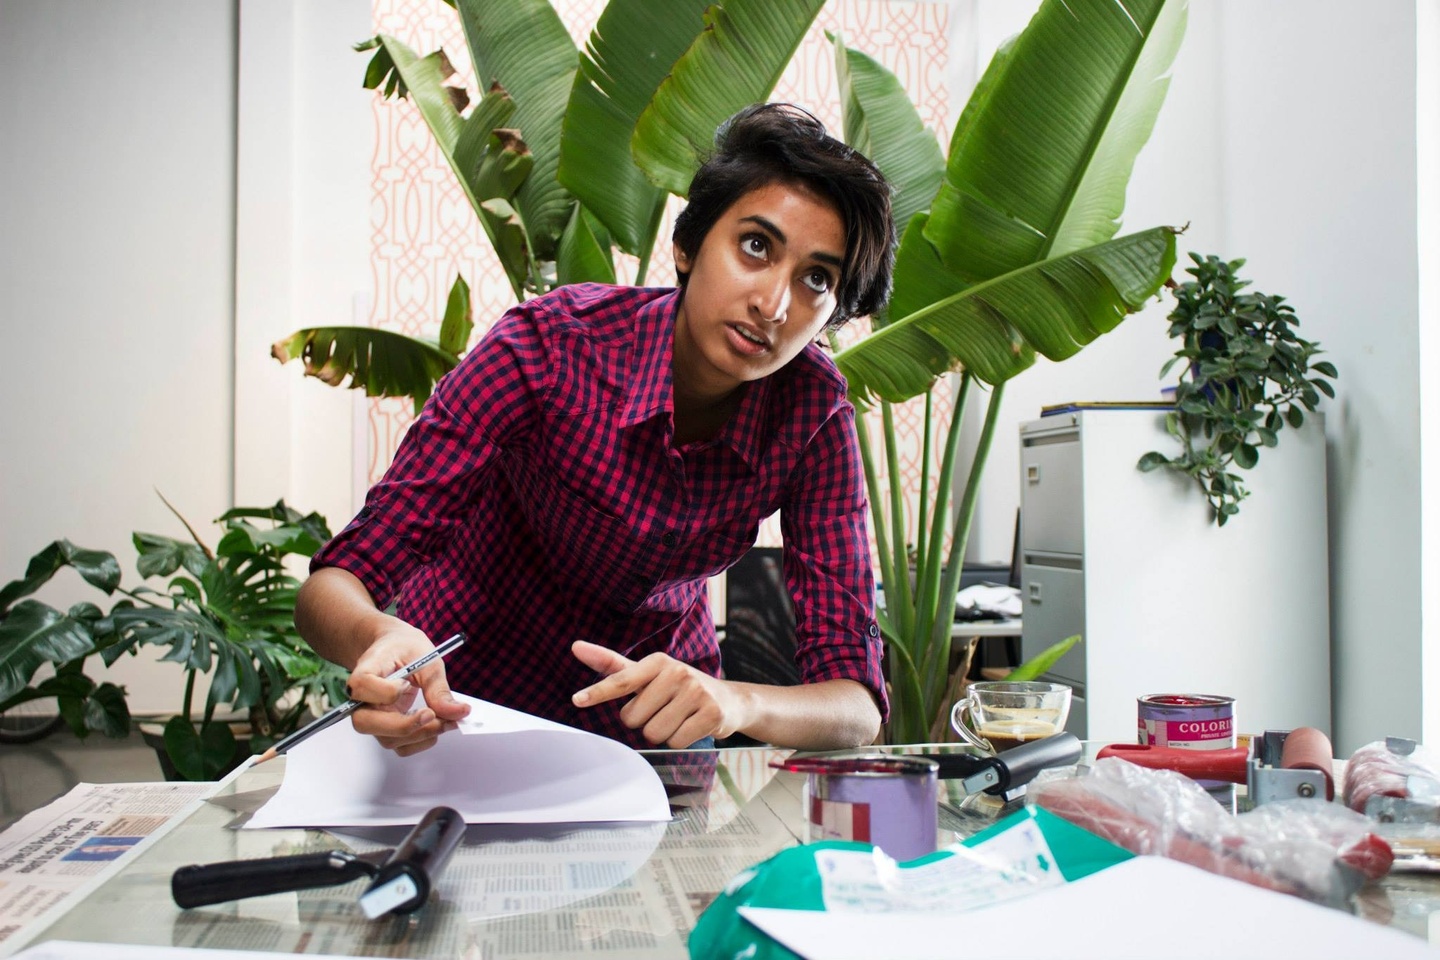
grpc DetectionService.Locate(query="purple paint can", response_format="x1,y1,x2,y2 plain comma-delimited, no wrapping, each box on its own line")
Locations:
1138,694,1236,787
774,754,938,862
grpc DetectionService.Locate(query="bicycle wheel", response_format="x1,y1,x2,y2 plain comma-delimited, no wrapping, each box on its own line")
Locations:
0,699,66,744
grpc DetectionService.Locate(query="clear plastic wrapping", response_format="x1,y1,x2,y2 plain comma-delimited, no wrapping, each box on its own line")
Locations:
1343,739,1440,816
1028,757,1393,907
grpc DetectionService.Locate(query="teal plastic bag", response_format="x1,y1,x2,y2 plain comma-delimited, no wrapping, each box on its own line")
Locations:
688,807,1131,960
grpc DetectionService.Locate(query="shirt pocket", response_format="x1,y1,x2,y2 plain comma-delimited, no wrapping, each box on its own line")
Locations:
504,451,648,609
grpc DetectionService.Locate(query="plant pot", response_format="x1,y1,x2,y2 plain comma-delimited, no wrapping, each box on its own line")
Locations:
137,720,255,782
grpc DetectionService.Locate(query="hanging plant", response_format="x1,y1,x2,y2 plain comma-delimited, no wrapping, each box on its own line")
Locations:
1139,254,1339,525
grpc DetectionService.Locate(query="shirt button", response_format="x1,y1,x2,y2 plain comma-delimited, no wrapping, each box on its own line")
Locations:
868,623,880,638
661,532,677,547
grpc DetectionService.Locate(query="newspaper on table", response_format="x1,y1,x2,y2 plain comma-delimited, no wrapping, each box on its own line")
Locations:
0,782,211,945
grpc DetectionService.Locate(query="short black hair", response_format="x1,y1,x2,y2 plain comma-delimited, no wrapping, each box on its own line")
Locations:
673,103,895,328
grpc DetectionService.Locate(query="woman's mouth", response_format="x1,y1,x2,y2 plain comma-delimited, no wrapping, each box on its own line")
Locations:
726,323,770,356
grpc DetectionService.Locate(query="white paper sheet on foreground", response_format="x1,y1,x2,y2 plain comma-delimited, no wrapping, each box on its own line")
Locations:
245,694,670,828
739,855,1438,960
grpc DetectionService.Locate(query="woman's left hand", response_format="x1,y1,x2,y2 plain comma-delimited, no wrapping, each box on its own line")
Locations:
570,640,750,747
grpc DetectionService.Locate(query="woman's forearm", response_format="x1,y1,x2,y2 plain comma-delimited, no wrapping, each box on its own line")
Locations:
294,567,400,670
731,677,882,749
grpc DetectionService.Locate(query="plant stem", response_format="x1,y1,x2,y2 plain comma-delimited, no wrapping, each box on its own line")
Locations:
881,401,916,639
917,374,973,713
633,198,667,286
928,382,1006,715
181,669,196,725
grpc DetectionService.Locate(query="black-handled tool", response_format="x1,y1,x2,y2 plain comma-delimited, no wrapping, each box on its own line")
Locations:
172,806,466,918
922,732,1082,798
172,850,383,909
358,805,466,918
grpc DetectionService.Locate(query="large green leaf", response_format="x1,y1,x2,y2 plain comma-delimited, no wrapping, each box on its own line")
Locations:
0,600,97,701
926,0,1187,282
831,32,945,239
632,0,827,197
836,226,1178,403
556,205,617,286
454,0,578,262
0,541,119,614
558,0,714,257
271,326,459,417
364,35,528,299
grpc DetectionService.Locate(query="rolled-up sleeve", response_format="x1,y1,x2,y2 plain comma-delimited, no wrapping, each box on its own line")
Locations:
779,402,888,722
311,306,547,607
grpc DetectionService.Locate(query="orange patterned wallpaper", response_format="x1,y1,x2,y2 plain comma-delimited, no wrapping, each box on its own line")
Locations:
364,0,952,553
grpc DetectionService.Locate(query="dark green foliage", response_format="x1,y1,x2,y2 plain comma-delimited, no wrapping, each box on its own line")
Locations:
0,500,348,778
1139,254,1339,525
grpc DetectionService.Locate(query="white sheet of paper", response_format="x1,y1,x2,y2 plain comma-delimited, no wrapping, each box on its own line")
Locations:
245,694,670,828
739,856,1438,960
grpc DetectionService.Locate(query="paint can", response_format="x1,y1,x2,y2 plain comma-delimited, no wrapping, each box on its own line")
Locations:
1138,694,1236,787
774,754,938,862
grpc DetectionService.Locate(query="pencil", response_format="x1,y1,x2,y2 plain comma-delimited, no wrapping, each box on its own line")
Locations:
253,633,466,764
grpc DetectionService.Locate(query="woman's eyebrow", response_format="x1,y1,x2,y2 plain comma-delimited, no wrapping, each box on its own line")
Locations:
740,214,843,268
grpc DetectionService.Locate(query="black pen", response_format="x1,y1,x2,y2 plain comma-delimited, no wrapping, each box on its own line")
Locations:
254,633,466,764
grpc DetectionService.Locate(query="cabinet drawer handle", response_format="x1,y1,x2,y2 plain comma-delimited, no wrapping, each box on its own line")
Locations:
1028,583,1042,603
1026,464,1041,484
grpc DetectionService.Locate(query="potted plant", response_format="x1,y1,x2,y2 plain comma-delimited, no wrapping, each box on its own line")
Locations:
271,0,1185,745
0,499,348,779
1138,253,1339,525
0,543,130,743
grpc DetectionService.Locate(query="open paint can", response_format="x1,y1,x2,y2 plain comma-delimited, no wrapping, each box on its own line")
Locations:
1138,694,1236,787
774,754,938,862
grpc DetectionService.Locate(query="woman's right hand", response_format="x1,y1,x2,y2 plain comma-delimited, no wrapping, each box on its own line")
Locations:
344,623,472,756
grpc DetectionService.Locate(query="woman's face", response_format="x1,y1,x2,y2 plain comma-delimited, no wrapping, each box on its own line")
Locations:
672,180,845,402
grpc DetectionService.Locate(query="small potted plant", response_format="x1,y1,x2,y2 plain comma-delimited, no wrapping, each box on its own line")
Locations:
0,498,348,778
1139,254,1339,525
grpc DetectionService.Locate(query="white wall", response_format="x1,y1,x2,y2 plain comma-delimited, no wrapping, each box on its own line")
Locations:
0,0,238,711
964,0,1427,754
0,0,369,714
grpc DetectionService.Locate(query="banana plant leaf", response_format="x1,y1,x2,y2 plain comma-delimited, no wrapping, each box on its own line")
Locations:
557,205,617,287
835,226,1178,403
454,0,578,263
558,0,715,260
271,326,460,416
927,0,1187,283
632,0,827,198
831,33,945,243
360,34,530,299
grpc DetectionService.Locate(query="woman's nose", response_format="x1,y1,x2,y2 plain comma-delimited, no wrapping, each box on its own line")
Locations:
751,273,790,323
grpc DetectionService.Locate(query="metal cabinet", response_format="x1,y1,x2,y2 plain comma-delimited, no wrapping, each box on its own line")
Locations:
1018,410,1332,741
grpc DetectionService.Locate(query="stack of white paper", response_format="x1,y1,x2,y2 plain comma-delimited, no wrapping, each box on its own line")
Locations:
245,694,671,829
739,856,1438,959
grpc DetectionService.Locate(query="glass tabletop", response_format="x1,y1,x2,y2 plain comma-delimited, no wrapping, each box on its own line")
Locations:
13,742,1440,957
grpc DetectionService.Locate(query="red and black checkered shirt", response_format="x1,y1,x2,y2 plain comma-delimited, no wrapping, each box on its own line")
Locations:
312,283,887,745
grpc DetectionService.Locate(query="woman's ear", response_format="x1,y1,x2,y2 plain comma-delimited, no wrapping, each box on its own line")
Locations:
673,243,690,277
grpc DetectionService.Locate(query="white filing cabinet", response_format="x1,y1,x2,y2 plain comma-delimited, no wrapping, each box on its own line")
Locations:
1018,409,1331,742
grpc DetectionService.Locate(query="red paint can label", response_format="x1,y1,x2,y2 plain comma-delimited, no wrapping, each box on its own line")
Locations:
1137,694,1235,750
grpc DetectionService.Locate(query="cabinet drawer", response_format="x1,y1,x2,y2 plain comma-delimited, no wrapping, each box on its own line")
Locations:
1020,562,1086,685
1020,435,1082,555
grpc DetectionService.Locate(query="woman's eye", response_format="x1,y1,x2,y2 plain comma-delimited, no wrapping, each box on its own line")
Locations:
741,234,768,259
801,269,833,295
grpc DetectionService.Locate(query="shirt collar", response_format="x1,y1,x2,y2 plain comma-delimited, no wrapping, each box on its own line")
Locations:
620,289,681,429
619,287,773,471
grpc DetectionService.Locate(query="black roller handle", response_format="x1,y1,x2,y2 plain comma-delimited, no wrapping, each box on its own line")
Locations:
172,850,376,909
361,805,466,916
922,732,1083,795
990,732,1083,793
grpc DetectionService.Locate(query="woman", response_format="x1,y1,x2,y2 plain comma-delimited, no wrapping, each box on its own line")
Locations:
296,103,896,754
